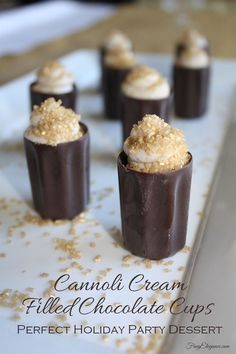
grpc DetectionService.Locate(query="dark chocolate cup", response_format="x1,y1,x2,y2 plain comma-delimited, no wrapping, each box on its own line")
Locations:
24,123,90,220
117,151,192,260
103,66,132,120
99,47,106,92
99,46,134,92
175,43,210,58
30,82,77,111
122,94,172,141
173,65,210,118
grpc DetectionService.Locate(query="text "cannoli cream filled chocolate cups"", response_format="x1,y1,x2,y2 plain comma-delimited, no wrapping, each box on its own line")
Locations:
118,115,192,260
30,61,77,111
122,65,172,140
24,98,89,220
173,46,210,118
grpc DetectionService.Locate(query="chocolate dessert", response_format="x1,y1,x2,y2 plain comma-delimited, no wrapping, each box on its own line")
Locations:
100,30,133,91
122,66,172,140
173,46,210,118
175,29,209,58
24,98,89,220
117,115,192,260
30,61,77,111
103,49,136,120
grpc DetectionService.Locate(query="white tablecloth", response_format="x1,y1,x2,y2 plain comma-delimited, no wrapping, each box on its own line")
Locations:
0,0,115,55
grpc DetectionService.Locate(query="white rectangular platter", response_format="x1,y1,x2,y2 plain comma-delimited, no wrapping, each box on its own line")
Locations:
0,50,236,354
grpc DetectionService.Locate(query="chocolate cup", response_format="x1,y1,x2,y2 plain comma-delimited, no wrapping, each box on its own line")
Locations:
100,47,106,92
122,94,172,140
99,46,134,92
24,122,90,220
175,43,210,58
173,65,210,118
117,151,192,260
103,66,132,120
30,82,77,111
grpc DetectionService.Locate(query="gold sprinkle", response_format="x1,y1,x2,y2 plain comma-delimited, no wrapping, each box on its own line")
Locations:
102,335,110,343
197,211,206,218
178,266,185,272
93,255,102,263
182,245,191,253
40,272,49,278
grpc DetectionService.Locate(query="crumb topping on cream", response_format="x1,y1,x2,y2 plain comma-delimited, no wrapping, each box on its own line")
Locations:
105,50,136,69
25,98,82,146
124,114,189,173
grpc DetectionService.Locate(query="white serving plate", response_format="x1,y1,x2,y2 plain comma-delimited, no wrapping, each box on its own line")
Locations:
0,50,235,354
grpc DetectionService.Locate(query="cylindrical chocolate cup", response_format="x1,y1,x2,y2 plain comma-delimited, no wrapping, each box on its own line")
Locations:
99,45,134,92
100,46,106,92
24,122,89,220
122,93,172,141
173,65,210,118
30,82,78,111
117,151,192,260
175,43,210,58
103,66,132,120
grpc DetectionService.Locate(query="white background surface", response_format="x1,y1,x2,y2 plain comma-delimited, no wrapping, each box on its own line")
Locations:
0,1,115,55
171,120,236,353
0,50,235,353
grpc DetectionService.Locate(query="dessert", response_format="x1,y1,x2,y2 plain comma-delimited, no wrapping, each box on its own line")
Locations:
24,98,89,220
30,61,77,111
100,30,133,90
176,29,209,58
103,49,136,120
173,46,210,118
117,115,192,260
121,65,172,140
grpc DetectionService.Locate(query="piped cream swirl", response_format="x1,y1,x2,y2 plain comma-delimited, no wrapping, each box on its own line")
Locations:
122,66,170,100
33,61,74,94
103,30,132,52
124,114,189,173
25,98,82,146
176,46,210,69
105,50,136,69
179,29,208,49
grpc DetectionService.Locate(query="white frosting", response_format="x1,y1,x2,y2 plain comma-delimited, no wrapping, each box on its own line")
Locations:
180,29,208,49
176,46,210,69
122,66,170,100
33,61,74,94
104,30,132,51
105,50,136,69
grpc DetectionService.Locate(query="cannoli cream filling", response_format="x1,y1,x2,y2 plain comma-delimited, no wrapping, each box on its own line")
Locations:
32,61,74,94
179,29,208,49
25,98,83,146
176,46,210,69
124,114,189,173
103,30,132,51
122,65,170,100
105,50,136,69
